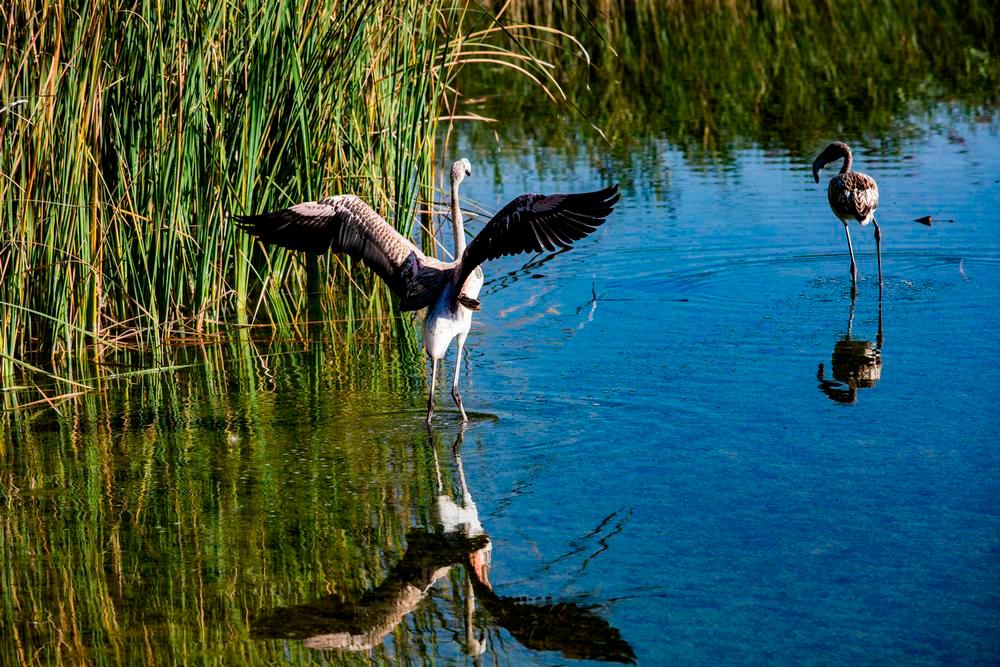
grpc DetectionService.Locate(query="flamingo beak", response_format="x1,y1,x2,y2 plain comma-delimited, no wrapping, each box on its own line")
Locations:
811,151,829,184
811,157,823,184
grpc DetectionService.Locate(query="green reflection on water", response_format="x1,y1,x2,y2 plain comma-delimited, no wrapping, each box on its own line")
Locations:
1,333,433,665
458,0,999,162
1,343,633,664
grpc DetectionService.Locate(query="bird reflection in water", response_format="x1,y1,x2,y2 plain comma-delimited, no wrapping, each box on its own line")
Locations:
817,293,884,404
252,426,635,664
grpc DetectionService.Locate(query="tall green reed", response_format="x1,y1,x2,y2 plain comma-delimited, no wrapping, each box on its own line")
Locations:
0,0,594,409
0,1,462,375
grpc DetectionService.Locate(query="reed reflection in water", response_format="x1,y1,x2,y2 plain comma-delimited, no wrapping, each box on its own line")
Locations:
3,114,998,664
253,426,636,663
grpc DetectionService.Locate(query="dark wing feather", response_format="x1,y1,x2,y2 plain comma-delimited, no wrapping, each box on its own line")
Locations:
828,172,879,223
453,184,620,294
234,195,448,310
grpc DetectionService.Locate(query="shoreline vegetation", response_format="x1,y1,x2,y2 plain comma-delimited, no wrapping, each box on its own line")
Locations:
0,0,576,409
0,4,997,665
1,0,998,412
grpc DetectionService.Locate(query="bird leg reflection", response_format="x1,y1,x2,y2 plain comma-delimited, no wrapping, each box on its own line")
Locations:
465,576,487,656
816,291,883,404
846,289,857,335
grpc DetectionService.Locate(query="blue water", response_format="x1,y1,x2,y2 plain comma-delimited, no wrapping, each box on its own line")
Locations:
443,111,1000,663
3,111,998,666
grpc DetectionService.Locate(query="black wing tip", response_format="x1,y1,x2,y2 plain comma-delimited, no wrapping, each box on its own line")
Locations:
564,183,621,221
232,212,264,230
233,217,254,234
578,183,620,205
603,183,621,207
232,210,291,236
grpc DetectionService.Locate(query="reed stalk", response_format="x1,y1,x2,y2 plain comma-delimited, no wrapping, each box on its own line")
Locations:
0,1,483,377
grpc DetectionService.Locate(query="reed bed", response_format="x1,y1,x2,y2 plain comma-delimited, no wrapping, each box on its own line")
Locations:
7,0,993,405
2,0,447,371
0,0,588,408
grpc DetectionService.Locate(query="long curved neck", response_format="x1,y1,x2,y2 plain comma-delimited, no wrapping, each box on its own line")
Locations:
837,146,853,174
451,178,466,257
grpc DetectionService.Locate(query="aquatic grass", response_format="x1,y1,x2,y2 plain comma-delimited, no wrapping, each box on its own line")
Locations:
0,1,467,375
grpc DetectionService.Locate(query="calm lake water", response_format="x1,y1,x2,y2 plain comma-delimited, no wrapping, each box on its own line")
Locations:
2,109,999,664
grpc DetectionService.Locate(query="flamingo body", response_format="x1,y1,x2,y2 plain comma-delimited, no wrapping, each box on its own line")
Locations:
236,160,619,423
812,141,883,292
827,171,879,226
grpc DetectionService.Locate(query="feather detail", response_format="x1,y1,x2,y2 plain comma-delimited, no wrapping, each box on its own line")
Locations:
452,184,620,299
235,195,450,310
827,171,879,225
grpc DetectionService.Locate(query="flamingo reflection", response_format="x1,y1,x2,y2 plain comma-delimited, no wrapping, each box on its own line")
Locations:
817,293,884,404
253,426,635,663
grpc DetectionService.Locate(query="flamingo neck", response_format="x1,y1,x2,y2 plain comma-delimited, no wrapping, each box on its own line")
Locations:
451,180,466,256
838,146,853,174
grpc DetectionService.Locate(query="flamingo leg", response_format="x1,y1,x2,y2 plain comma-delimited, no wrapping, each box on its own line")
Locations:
844,223,858,293
427,358,438,425
451,336,469,422
873,218,883,291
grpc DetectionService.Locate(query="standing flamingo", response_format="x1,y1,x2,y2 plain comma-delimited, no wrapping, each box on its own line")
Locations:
812,141,882,293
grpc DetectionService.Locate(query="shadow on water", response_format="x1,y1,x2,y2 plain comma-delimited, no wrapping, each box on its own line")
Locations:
253,425,636,664
817,294,884,405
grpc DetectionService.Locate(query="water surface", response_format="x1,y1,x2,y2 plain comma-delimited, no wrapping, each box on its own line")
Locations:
2,111,999,664
451,110,1000,663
